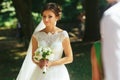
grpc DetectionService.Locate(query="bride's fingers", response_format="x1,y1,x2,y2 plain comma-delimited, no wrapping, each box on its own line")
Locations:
47,61,52,67
39,60,48,68
39,60,44,68
39,63,43,68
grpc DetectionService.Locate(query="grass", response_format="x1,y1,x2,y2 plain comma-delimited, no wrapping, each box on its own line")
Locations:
0,28,92,80
67,42,92,80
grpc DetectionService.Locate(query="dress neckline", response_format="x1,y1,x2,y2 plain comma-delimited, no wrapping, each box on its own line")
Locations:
40,31,65,36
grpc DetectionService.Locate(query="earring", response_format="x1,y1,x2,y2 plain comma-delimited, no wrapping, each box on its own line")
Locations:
54,21,57,26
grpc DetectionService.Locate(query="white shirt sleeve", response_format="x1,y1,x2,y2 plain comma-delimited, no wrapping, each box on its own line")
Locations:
100,3,120,80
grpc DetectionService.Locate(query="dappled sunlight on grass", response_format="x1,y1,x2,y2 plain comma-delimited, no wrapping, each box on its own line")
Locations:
0,28,26,80
9,43,27,57
65,42,92,80
74,52,85,57
15,51,26,57
0,36,7,40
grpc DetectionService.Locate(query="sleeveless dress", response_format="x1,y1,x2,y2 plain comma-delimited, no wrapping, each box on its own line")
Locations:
31,30,70,80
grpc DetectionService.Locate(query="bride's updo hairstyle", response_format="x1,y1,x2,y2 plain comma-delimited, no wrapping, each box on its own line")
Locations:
41,2,62,20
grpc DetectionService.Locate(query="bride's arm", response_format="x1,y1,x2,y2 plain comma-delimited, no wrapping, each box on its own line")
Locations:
31,36,39,65
49,37,73,67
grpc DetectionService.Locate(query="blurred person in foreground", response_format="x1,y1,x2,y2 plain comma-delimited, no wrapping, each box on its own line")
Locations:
100,0,120,80
105,0,117,9
91,0,118,80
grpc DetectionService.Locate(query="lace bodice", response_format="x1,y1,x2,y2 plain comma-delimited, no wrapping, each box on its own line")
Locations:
33,31,69,61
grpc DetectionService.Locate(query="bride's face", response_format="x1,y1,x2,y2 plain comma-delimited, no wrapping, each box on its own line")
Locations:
42,10,58,27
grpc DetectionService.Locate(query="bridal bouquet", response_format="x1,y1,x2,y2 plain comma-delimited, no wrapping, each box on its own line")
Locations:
33,46,53,74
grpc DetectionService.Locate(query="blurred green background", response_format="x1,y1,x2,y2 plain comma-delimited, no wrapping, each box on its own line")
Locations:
0,0,107,80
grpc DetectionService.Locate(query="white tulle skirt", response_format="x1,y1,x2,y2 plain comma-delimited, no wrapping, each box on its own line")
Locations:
16,43,70,80
36,65,70,80
17,64,70,80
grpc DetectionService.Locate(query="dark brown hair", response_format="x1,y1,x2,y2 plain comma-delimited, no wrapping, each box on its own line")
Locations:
41,2,62,19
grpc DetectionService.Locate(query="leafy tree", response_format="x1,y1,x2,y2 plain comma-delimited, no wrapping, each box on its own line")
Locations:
0,0,16,28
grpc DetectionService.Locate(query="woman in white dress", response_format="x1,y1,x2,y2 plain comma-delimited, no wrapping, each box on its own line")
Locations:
16,2,73,80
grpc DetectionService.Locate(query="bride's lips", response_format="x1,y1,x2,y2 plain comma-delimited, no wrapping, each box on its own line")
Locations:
44,22,50,25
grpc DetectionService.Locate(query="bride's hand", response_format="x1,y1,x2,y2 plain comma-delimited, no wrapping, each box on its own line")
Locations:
47,61,52,67
39,59,48,69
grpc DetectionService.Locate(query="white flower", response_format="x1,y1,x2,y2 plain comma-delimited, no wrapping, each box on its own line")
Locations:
33,46,53,61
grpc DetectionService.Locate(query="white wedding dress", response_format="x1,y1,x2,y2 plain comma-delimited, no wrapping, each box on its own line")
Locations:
17,30,70,80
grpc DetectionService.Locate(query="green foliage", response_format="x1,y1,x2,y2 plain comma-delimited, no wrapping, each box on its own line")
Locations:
4,18,17,28
98,0,107,7
62,0,84,21
0,0,16,28
32,12,42,26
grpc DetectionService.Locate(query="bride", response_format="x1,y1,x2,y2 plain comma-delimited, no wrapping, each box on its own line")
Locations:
16,2,73,80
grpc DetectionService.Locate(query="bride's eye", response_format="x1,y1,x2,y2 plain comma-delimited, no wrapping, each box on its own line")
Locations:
43,16,46,18
48,16,52,18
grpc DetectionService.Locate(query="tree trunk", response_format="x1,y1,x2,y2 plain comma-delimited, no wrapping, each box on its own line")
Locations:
12,0,34,46
0,0,3,4
83,0,100,42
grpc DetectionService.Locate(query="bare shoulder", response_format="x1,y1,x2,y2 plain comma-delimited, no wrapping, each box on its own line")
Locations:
56,27,64,32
